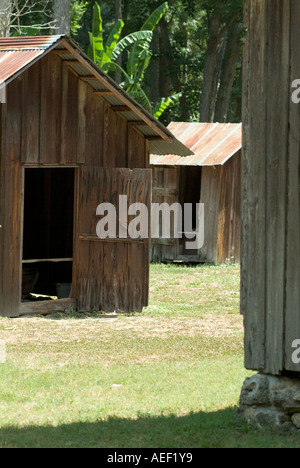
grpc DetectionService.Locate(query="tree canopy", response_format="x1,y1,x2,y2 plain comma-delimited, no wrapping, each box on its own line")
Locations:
0,0,243,124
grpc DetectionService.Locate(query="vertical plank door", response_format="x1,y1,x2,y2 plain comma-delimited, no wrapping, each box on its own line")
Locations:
75,167,152,313
151,166,179,262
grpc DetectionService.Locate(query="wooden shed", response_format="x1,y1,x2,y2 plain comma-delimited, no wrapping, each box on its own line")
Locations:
150,122,242,265
0,35,191,318
242,0,300,375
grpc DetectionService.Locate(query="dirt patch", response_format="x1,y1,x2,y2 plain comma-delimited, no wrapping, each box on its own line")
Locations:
0,313,243,347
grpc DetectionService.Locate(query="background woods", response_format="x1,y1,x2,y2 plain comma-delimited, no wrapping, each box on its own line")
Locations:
0,0,243,123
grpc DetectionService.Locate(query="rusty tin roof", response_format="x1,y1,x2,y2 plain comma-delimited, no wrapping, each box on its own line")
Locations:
0,36,62,83
150,122,242,166
0,35,193,157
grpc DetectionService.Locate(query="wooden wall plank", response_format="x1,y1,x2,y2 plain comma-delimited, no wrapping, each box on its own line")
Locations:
65,67,79,164
217,165,230,264
284,0,300,372
85,89,104,167
242,0,268,371
78,80,87,164
1,161,24,317
40,54,62,165
200,167,221,264
264,0,290,375
0,103,7,315
103,101,113,168
21,63,41,164
5,78,22,164
128,126,146,169
216,154,241,265
115,113,127,168
229,154,241,264
0,80,24,316
60,62,69,165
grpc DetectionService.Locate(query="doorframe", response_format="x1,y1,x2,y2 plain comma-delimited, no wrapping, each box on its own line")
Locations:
19,164,80,316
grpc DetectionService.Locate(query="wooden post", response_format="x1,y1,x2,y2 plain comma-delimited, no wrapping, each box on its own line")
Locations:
242,0,300,375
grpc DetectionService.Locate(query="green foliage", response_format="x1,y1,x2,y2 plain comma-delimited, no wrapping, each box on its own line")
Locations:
153,93,182,120
71,0,88,37
10,0,243,123
88,3,152,71
88,2,178,118
111,31,153,62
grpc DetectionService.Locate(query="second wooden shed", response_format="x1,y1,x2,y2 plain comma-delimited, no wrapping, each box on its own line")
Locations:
150,122,242,265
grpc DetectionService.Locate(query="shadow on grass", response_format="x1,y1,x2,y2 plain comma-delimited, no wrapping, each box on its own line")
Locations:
0,408,279,449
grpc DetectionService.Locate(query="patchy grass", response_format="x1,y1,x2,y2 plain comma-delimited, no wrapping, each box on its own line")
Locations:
147,263,240,316
0,264,298,448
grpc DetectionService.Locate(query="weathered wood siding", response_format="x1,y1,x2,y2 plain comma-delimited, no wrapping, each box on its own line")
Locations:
151,155,241,265
0,52,150,317
199,167,221,264
19,54,147,168
0,79,24,317
217,153,241,265
242,0,300,374
200,154,241,265
76,168,151,313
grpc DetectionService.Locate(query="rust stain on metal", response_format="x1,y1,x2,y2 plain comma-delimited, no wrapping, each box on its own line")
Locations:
0,36,63,85
0,50,42,83
0,36,63,50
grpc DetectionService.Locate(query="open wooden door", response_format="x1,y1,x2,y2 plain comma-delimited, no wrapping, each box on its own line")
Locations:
75,167,152,313
151,166,179,262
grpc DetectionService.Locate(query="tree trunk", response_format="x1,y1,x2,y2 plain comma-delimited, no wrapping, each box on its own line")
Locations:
199,16,223,122
215,22,243,123
210,31,227,121
114,0,122,84
179,22,190,121
0,0,12,37
159,18,172,98
53,0,71,35
148,29,161,104
115,0,122,19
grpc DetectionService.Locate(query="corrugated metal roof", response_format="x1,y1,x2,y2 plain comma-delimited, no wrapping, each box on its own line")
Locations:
0,35,193,157
0,35,62,50
0,36,63,84
0,50,42,83
151,122,242,166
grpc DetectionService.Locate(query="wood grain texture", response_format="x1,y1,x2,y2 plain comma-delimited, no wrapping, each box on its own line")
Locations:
284,0,300,372
76,167,151,313
151,166,179,262
242,0,268,371
243,0,300,374
20,298,77,316
264,0,290,375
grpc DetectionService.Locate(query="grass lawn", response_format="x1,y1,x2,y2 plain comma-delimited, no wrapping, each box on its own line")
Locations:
0,263,299,448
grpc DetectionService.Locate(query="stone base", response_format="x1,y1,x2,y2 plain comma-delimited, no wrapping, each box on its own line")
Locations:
239,373,300,431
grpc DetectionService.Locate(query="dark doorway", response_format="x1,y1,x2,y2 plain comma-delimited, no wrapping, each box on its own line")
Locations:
178,166,202,256
22,168,75,301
